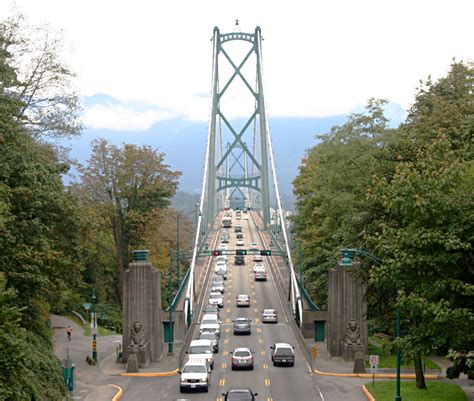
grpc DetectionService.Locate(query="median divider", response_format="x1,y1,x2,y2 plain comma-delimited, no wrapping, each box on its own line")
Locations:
314,369,439,380
120,368,179,377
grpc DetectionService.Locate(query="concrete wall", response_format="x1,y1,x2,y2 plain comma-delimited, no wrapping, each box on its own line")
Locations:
123,262,164,362
302,310,327,339
161,310,186,341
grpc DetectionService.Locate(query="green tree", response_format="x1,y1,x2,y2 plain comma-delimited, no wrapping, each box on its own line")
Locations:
1,12,82,138
366,61,474,388
77,139,181,300
292,99,389,305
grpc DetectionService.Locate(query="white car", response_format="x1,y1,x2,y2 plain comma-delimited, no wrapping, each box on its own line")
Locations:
218,243,228,251
253,254,263,262
187,339,214,369
236,239,244,246
253,263,264,273
215,263,227,275
180,358,211,393
249,242,259,249
216,255,227,263
199,314,221,337
208,291,224,308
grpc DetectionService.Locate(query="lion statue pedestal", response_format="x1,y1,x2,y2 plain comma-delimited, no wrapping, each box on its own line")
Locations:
341,319,364,362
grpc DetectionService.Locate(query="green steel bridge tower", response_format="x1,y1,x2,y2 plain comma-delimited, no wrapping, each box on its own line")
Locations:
206,26,271,228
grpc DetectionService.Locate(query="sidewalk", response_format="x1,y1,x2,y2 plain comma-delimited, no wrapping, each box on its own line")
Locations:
51,314,183,401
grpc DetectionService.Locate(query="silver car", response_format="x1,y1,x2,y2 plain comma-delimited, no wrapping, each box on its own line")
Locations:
262,309,278,323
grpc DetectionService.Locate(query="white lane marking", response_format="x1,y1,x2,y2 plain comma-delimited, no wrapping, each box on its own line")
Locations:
315,383,325,401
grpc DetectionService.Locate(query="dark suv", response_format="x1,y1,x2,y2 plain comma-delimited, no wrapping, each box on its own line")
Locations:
270,343,295,366
234,255,245,265
222,388,258,400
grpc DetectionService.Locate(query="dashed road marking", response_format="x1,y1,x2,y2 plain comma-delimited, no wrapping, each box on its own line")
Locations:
263,363,269,369
259,338,264,344
224,338,230,344
219,378,225,386
225,318,231,323
265,378,271,386
225,328,230,333
226,308,231,313
255,318,260,323
261,350,266,356
222,362,227,369
223,351,229,356
254,308,259,313
257,328,262,333
253,299,257,304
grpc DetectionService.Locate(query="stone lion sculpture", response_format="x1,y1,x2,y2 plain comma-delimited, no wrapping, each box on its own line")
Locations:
129,320,146,347
343,319,362,347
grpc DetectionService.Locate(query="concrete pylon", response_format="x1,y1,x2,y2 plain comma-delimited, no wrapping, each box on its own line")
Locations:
327,262,368,360
122,250,164,363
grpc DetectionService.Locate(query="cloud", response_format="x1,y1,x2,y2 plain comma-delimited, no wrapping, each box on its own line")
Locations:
83,103,176,131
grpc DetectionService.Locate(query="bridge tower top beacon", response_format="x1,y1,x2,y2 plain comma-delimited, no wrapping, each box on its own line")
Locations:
206,25,271,228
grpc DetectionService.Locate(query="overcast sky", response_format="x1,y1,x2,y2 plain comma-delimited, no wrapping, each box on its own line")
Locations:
1,0,473,130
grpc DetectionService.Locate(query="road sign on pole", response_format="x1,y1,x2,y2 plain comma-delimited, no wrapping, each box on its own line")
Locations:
369,354,379,387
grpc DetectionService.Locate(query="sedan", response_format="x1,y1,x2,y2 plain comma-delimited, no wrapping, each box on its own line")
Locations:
249,242,259,249
262,309,278,323
209,292,224,308
231,347,254,370
236,239,244,246
253,263,264,273
222,388,258,401
233,317,251,335
203,304,220,317
236,294,250,307
211,281,225,293
270,342,295,366
253,255,263,262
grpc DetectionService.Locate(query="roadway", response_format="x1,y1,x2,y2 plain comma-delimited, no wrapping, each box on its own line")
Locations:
121,211,365,401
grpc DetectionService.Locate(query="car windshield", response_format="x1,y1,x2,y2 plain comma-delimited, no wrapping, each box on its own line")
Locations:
189,346,212,354
275,347,293,356
264,310,275,315
235,318,248,323
202,318,217,325
227,390,253,401
183,365,207,374
234,350,251,357
210,293,221,299
238,295,249,300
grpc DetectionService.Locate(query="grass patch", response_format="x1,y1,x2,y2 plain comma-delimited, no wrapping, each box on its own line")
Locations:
366,381,466,401
368,337,440,370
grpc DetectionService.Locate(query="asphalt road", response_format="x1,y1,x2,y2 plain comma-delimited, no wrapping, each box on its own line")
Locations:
121,213,366,401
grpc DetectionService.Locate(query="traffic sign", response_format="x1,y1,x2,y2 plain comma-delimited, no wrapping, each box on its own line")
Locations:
370,354,379,374
311,345,318,359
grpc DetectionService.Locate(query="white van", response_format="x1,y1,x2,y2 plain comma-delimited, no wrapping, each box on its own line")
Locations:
179,358,211,392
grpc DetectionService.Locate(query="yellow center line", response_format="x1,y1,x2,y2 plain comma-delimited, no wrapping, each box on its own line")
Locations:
260,350,266,356
255,318,260,323
253,299,257,304
219,378,225,386
224,338,230,344
254,308,258,313
257,328,262,333
265,378,271,386
227,299,231,304
222,362,227,369
225,318,231,323
267,398,273,401
259,338,264,344
263,363,268,369
223,351,229,356
226,307,231,313
252,291,256,296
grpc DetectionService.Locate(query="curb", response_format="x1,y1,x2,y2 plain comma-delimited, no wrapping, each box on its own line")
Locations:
108,384,123,401
314,369,439,380
362,385,376,401
120,368,179,377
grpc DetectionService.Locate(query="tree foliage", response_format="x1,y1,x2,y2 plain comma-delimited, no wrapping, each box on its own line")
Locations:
76,139,181,301
292,61,473,386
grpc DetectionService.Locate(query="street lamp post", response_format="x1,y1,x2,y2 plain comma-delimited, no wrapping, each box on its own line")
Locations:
168,250,173,354
176,213,180,288
340,248,401,401
91,288,97,363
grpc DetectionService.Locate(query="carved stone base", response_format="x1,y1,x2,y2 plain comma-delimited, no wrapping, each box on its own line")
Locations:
353,351,366,373
127,354,139,373
128,342,151,368
342,343,364,362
